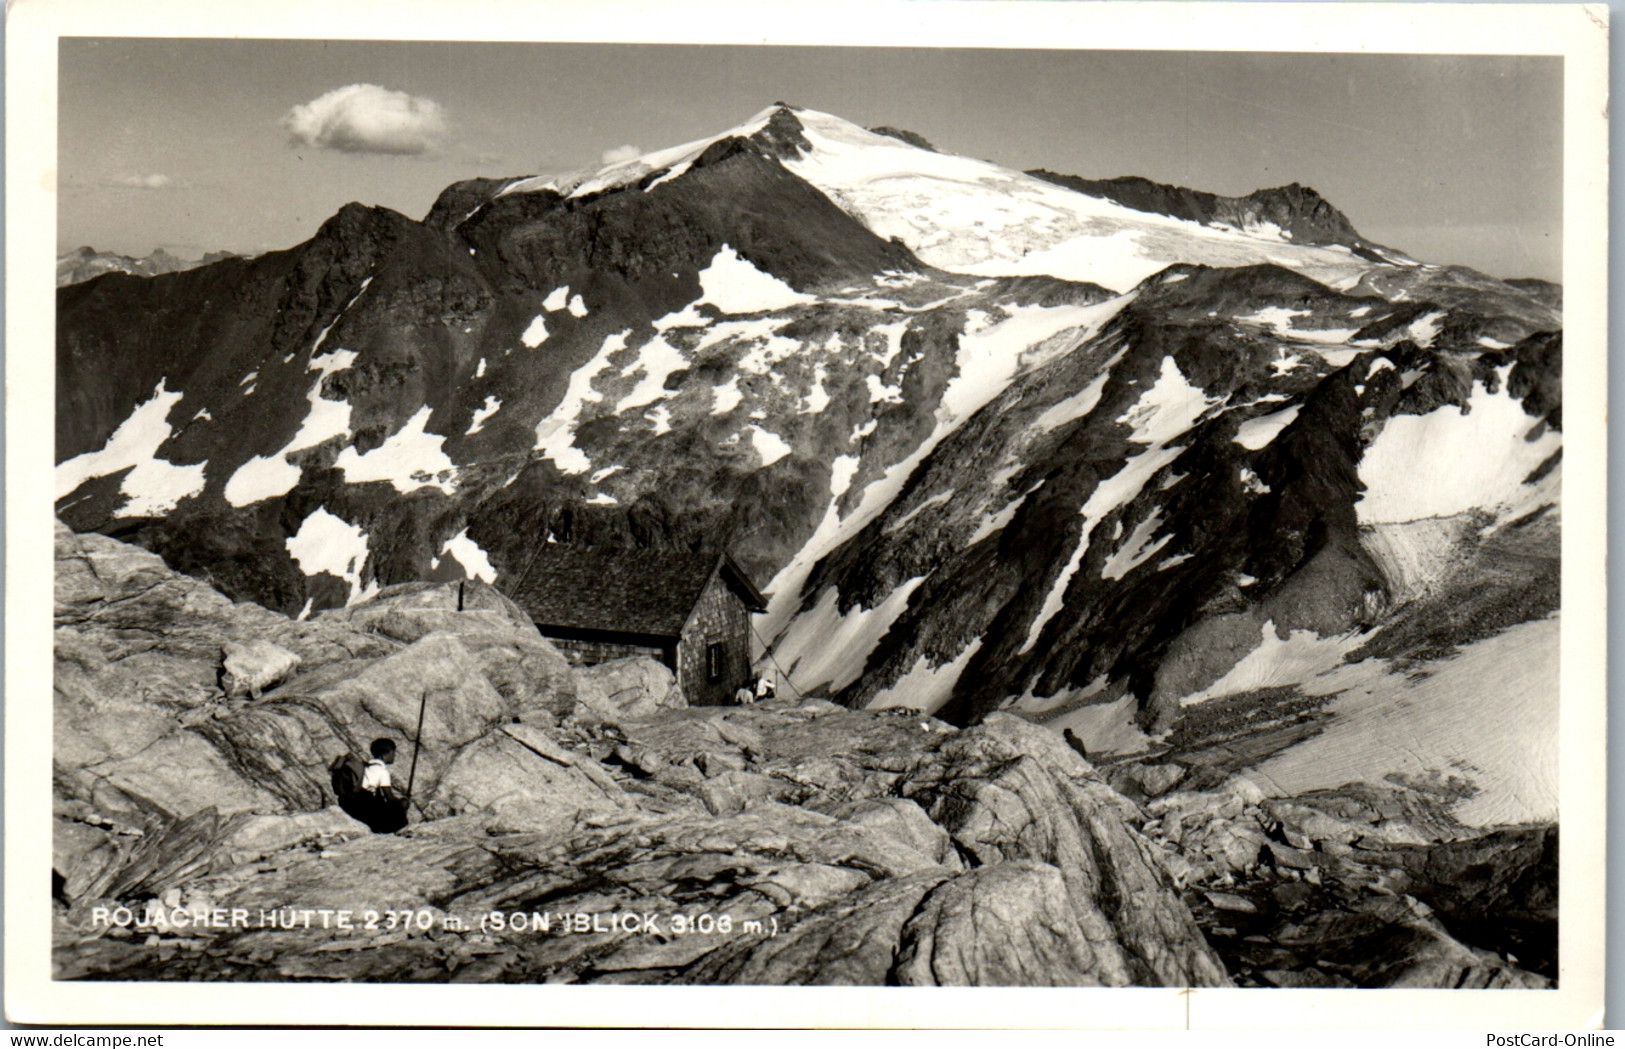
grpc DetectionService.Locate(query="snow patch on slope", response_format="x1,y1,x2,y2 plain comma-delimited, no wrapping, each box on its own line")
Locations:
284,351,358,452
613,335,688,414
1180,621,1364,707
225,455,303,508
334,406,458,494
1357,373,1561,524
1270,351,1304,377
465,396,501,435
1246,307,1360,345
1033,361,1117,434
1233,404,1301,450
285,506,377,605
225,349,358,507
699,244,816,314
1021,443,1186,653
118,462,207,518
1307,346,1363,368
887,490,955,534
533,330,629,474
802,364,831,414
56,379,207,517
1100,510,1171,581
1120,356,1218,445
1247,616,1559,827
735,329,804,376
1239,466,1270,495
309,277,372,358
748,425,792,467
711,376,743,416
432,527,496,583
1406,311,1444,347
968,481,1041,546
830,454,860,497
1049,692,1154,758
774,579,926,696
866,374,903,404
867,638,983,715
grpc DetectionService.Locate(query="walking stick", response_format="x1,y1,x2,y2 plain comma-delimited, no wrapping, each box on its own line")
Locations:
405,689,429,808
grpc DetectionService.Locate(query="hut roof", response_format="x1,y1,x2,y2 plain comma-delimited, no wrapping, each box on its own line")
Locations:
504,547,767,639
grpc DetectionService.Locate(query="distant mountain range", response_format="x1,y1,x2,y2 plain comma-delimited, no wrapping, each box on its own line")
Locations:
57,245,237,287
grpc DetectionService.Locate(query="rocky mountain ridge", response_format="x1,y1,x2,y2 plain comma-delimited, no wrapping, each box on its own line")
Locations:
57,245,236,287
55,102,1560,858
1026,171,1411,265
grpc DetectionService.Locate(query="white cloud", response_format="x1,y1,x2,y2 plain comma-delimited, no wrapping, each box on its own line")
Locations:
282,84,448,156
600,144,641,165
109,173,173,190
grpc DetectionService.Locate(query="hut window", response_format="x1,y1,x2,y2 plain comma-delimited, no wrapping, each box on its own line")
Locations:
706,642,725,681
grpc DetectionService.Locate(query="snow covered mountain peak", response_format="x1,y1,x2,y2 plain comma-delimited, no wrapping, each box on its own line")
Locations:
771,107,1390,292
497,103,791,201
489,103,1403,295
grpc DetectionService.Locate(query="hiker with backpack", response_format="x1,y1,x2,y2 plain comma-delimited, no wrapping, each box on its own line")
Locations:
331,738,409,834
363,738,398,794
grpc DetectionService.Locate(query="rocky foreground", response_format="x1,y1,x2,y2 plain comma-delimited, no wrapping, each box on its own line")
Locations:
52,522,1551,987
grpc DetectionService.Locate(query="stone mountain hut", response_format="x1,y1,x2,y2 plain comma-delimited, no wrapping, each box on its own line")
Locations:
504,547,769,707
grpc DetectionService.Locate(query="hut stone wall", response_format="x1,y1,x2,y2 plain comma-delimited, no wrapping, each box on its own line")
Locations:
677,571,754,706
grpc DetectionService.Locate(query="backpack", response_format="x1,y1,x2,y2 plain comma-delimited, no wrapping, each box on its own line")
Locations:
329,753,367,800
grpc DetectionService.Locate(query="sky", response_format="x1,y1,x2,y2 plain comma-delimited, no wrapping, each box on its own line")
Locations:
58,39,1564,281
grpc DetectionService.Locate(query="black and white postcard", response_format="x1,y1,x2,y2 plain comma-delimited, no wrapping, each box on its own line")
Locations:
7,0,1609,1029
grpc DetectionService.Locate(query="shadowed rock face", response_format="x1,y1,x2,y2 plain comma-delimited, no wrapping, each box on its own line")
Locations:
897,714,1229,986
1128,777,1556,988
